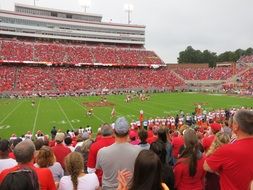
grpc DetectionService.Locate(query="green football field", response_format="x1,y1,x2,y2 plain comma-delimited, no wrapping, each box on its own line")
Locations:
0,92,252,139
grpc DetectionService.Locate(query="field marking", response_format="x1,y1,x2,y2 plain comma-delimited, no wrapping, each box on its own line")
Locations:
70,98,105,123
56,100,75,130
0,101,23,125
32,99,41,136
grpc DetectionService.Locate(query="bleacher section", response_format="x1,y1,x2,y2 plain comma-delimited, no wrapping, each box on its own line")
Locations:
0,65,184,94
0,39,164,66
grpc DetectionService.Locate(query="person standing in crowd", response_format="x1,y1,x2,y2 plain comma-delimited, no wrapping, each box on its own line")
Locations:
34,145,64,183
204,110,253,190
157,127,173,165
0,140,17,172
202,122,221,152
87,123,115,184
174,128,205,190
0,168,39,190
205,132,230,190
0,139,56,190
51,126,57,139
138,129,150,150
117,150,169,190
96,117,141,190
150,141,175,190
58,152,99,190
51,132,71,170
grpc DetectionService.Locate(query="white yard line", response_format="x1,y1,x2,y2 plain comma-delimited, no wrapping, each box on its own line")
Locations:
32,99,41,136
56,100,75,130
0,101,22,124
70,98,105,123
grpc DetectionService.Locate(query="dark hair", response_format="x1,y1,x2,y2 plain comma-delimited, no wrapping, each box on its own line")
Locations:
12,138,22,147
129,150,163,190
114,131,129,138
64,137,72,146
234,110,253,135
0,139,10,153
0,169,39,190
150,141,166,164
138,129,148,144
180,129,199,177
14,140,35,164
34,139,44,151
157,128,168,143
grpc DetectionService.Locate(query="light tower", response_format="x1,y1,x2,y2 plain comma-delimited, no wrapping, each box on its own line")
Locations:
33,0,38,6
79,0,91,13
124,4,134,24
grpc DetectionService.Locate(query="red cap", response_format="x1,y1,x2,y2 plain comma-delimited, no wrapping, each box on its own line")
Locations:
210,123,221,133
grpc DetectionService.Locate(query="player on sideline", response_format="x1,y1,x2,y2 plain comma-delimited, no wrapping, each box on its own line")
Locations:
31,100,35,108
111,107,116,119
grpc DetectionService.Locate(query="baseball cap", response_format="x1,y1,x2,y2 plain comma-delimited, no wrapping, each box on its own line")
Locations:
210,123,221,133
114,117,129,135
55,132,65,142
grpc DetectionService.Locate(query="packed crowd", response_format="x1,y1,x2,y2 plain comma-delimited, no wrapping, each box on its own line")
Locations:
0,65,184,93
0,107,253,190
239,68,253,89
237,55,253,63
0,39,164,65
173,67,241,80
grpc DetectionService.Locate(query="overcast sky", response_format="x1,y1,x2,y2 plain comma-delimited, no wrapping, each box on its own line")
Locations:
1,0,253,63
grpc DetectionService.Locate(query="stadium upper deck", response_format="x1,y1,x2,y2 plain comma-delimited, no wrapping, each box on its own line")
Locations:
0,4,145,45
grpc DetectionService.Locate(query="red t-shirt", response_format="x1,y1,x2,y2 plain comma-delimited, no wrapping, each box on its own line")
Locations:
87,136,115,184
171,136,184,158
147,135,158,144
51,143,71,169
202,135,215,152
206,137,253,190
0,164,56,190
174,156,206,190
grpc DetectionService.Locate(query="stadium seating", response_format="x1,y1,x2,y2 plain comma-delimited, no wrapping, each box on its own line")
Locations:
0,65,184,93
0,39,164,65
173,67,239,80
237,55,253,63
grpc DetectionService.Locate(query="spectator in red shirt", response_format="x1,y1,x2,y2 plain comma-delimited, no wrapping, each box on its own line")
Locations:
87,123,115,184
205,132,230,190
0,139,56,190
204,110,253,190
51,132,71,170
171,131,184,161
202,122,221,152
174,129,205,190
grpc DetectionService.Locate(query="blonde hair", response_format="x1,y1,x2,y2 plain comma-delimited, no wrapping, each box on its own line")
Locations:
206,132,230,156
65,152,84,190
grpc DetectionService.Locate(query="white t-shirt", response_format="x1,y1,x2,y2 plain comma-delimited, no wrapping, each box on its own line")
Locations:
0,158,17,172
58,173,99,190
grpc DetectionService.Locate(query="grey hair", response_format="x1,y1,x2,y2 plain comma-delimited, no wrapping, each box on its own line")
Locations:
101,123,113,136
234,110,253,135
14,139,35,163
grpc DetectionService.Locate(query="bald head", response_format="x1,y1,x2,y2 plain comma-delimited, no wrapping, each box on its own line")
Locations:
14,139,35,163
234,110,253,135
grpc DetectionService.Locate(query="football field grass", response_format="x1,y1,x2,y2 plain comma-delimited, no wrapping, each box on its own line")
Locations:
0,92,252,139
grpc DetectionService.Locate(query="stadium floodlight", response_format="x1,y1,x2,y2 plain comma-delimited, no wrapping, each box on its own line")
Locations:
124,3,134,24
79,0,91,13
33,0,39,6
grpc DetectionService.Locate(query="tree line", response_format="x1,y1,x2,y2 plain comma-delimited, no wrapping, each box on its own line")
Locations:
177,46,253,67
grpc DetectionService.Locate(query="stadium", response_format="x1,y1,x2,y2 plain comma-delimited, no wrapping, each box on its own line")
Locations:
0,1,253,190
